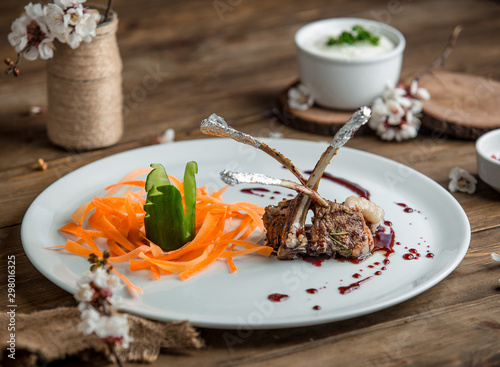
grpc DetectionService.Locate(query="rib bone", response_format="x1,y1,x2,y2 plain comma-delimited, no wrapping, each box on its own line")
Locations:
220,170,328,207
200,108,372,260
307,106,371,190
282,107,371,257
200,114,308,185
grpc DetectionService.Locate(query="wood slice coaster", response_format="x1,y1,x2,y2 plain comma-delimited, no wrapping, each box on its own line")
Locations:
277,83,371,136
420,71,500,140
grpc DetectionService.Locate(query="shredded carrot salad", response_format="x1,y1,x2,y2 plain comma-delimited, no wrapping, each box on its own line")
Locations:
46,167,272,293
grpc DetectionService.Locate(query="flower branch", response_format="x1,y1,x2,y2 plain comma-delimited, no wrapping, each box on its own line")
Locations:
414,25,463,82
104,0,114,23
76,251,132,367
5,0,103,77
368,25,462,142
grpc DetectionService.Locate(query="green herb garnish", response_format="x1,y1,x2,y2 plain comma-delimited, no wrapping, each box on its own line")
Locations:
327,25,380,46
329,232,348,248
329,233,352,257
144,162,198,251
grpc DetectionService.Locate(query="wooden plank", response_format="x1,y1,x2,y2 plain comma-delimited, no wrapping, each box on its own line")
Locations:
228,296,500,367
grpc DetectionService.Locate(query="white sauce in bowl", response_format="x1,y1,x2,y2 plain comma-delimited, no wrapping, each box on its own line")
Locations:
313,34,395,60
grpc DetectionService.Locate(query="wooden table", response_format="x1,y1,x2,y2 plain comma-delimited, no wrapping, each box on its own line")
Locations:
1,0,500,365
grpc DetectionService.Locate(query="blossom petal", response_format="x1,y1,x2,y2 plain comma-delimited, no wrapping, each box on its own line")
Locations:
448,167,477,194
417,87,431,100
38,39,54,59
491,253,500,262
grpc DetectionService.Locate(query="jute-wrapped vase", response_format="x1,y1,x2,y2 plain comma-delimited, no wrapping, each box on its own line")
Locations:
47,10,122,150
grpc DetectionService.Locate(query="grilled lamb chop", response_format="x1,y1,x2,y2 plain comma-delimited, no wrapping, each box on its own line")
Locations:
201,108,384,262
274,107,373,260
262,199,294,253
308,200,374,259
261,198,376,260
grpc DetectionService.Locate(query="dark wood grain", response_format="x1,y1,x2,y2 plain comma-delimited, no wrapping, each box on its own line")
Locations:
1,0,500,366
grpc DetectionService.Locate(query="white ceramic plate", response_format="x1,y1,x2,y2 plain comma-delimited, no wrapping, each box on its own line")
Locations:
21,138,470,329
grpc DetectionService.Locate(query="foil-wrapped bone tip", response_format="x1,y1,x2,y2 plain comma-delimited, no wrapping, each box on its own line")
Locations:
220,170,282,186
220,169,239,186
200,114,263,148
330,106,372,148
359,106,371,118
202,113,228,128
200,113,228,134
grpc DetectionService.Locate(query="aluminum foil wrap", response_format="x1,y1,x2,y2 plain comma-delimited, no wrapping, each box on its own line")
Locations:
200,114,263,148
331,106,371,150
220,170,282,186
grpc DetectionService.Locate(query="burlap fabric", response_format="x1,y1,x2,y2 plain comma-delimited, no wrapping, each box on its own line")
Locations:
0,307,203,366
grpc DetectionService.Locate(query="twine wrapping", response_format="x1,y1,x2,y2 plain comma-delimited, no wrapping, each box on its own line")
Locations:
47,10,123,150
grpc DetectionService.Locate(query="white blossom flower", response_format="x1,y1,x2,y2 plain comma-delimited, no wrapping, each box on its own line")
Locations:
369,81,430,142
377,125,395,141
370,98,404,126
95,314,134,348
8,3,55,60
65,4,84,27
29,105,46,115
408,98,423,114
55,0,87,9
75,281,94,303
406,110,422,128
92,267,124,292
77,306,101,335
76,253,132,353
492,253,500,287
288,83,314,111
76,9,101,42
448,167,477,194
368,97,387,129
157,128,175,144
269,131,284,138
386,100,405,125
382,82,407,101
410,79,431,100
45,1,100,49
75,267,123,304
45,4,69,42
396,123,419,141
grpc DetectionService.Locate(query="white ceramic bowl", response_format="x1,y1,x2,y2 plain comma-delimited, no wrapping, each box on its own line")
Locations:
476,129,500,192
295,18,406,110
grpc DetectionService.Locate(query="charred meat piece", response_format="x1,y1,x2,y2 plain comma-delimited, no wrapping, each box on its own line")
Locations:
309,201,374,260
263,199,374,260
262,196,309,260
262,199,293,252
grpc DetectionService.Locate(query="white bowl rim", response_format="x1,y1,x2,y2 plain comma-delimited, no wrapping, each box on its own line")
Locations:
476,128,500,164
294,17,406,64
